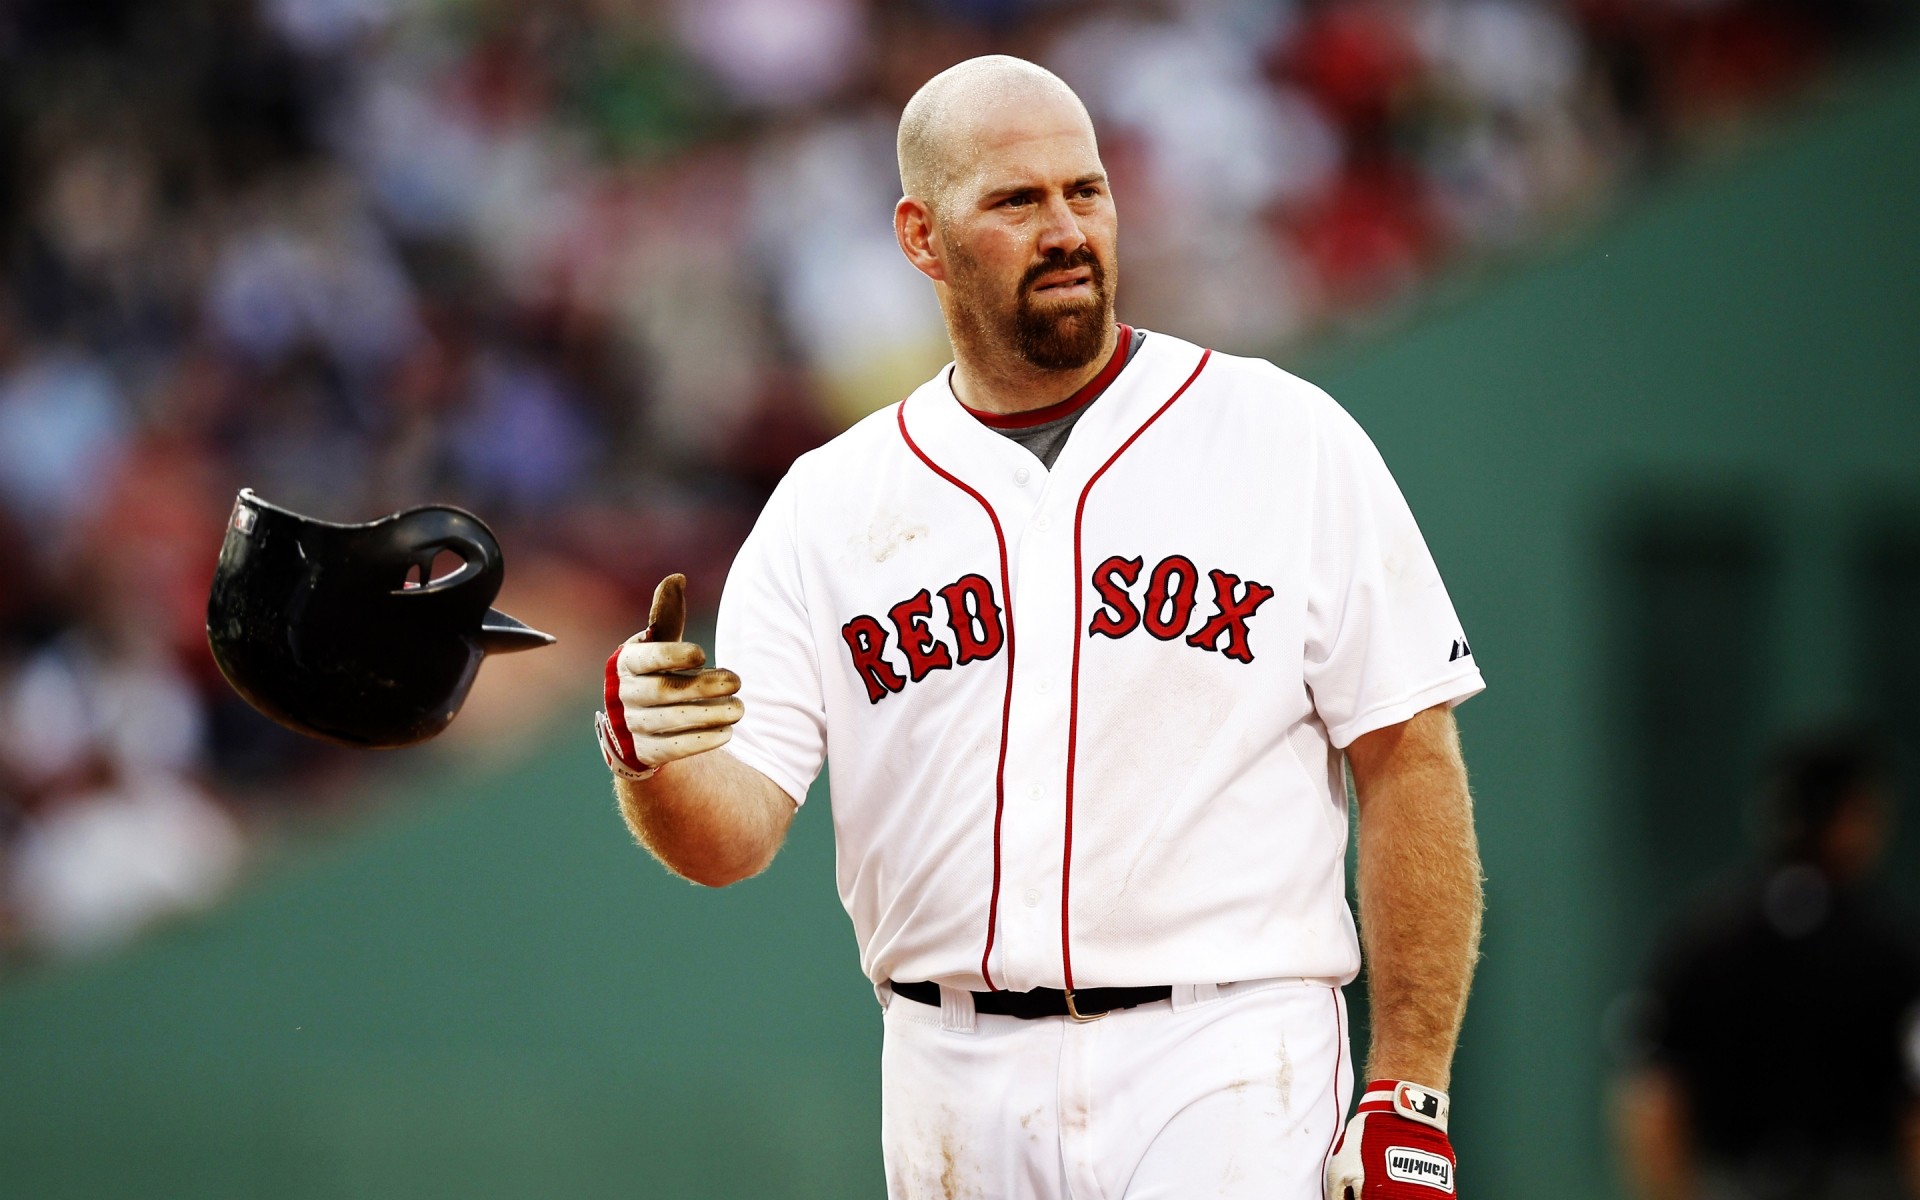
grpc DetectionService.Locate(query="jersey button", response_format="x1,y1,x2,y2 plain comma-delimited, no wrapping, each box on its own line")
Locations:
1028,784,1042,800
1023,888,1041,908
1034,515,1051,531
1014,467,1031,486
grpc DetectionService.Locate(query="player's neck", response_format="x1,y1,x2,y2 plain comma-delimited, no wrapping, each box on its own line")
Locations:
949,323,1121,417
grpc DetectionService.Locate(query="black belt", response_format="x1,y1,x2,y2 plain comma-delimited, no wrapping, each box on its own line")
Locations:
890,979,1173,1021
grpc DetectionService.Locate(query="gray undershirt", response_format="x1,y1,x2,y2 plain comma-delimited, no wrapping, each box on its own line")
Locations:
991,328,1147,470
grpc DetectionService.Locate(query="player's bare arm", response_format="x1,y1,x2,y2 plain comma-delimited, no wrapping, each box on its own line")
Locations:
614,747,794,889
602,574,796,888
1345,703,1484,1090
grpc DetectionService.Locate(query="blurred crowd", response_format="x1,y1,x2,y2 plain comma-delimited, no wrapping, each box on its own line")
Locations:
0,0,1909,964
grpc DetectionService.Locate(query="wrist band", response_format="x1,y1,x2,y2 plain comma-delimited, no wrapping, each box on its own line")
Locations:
1356,1079,1450,1133
596,709,658,782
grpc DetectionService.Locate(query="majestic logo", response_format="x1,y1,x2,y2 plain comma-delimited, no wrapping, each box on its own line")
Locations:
1087,554,1274,663
1384,1147,1454,1193
841,573,1005,704
1448,637,1472,662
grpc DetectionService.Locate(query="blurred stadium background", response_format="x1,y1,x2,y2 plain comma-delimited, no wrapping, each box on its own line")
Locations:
1,0,1916,1196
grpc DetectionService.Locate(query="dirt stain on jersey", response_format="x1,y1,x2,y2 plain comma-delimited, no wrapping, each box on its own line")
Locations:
1275,1033,1295,1115
857,514,929,563
1019,1105,1045,1144
918,1106,981,1200
939,1138,962,1200
1219,1150,1245,1194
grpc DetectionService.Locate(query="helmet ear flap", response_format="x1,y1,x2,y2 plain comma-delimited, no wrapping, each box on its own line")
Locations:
206,489,554,748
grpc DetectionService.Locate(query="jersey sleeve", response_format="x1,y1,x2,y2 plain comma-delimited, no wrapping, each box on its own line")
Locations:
1302,389,1484,749
714,470,826,807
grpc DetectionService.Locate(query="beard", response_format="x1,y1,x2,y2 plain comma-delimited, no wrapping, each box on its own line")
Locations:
1011,245,1113,371
951,242,1115,373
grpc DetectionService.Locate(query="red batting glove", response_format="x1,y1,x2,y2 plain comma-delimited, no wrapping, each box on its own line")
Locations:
1325,1079,1457,1198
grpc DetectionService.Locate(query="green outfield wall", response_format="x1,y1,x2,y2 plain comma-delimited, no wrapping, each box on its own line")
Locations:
5,59,1919,1200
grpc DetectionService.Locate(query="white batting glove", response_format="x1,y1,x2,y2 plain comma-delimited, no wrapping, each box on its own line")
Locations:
597,574,744,782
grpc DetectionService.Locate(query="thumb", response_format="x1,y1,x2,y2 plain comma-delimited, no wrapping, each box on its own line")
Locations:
644,573,687,644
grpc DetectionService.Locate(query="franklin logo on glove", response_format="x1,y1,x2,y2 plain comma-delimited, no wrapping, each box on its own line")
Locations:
1384,1148,1453,1191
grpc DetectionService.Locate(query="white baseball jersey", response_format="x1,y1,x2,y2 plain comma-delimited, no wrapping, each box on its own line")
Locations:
715,329,1483,994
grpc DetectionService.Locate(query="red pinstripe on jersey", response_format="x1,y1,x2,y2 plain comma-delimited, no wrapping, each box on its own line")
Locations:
1061,349,1211,992
896,403,1018,991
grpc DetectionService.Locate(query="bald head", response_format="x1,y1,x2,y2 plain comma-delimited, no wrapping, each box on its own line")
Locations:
897,56,1096,219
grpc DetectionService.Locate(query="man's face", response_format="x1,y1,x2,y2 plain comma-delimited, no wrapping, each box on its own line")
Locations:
934,99,1117,372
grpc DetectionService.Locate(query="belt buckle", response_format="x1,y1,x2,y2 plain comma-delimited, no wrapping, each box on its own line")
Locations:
1063,988,1108,1023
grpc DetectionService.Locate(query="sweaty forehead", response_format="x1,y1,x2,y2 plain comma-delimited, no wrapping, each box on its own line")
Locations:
946,95,1098,191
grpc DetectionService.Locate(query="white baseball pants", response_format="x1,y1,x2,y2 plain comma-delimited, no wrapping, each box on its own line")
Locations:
880,978,1353,1200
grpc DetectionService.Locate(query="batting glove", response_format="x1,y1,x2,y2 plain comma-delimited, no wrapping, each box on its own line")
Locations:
1325,1079,1456,1198
597,574,744,782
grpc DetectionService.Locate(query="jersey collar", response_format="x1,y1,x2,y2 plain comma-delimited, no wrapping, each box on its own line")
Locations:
956,324,1134,430
900,328,1209,508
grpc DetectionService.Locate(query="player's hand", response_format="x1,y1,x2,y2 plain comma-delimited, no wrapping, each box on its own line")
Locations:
1325,1080,1457,1199
596,573,744,781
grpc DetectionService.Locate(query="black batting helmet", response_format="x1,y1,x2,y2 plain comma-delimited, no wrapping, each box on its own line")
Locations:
206,489,554,748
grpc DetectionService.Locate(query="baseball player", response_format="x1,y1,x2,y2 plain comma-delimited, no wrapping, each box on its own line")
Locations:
598,56,1485,1200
